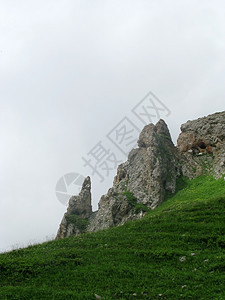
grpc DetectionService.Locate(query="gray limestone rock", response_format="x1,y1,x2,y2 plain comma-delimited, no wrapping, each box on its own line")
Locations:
56,176,92,239
177,111,225,179
56,111,225,239
67,176,92,218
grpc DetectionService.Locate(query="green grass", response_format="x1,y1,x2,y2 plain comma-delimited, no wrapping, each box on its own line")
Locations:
0,175,225,299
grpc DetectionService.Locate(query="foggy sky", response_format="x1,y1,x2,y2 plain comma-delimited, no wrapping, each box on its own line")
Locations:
0,0,225,252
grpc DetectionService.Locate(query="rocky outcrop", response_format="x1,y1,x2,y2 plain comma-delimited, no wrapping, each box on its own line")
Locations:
56,111,225,239
56,176,92,239
87,119,179,232
177,111,225,179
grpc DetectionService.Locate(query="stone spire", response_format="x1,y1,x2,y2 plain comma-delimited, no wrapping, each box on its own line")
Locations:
67,176,92,217
56,176,92,239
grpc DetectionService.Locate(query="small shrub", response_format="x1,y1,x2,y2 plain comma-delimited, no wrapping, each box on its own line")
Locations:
123,190,137,207
134,203,149,214
65,214,89,231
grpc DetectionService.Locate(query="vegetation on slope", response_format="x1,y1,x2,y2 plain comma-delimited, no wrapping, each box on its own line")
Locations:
0,175,225,299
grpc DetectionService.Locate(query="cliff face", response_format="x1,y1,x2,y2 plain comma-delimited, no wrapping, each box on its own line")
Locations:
177,111,225,179
56,111,225,239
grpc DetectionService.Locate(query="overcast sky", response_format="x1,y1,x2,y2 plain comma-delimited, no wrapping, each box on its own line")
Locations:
0,0,224,252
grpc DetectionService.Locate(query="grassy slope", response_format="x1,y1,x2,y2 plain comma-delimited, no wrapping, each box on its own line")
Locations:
0,175,225,299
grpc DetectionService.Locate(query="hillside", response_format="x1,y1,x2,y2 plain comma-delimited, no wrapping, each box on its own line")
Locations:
0,175,225,299
57,111,225,239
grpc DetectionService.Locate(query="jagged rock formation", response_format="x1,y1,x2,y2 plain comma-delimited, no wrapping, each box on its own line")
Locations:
56,176,92,239
177,111,225,179
88,119,179,232
56,111,225,239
